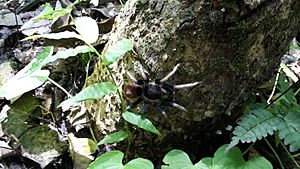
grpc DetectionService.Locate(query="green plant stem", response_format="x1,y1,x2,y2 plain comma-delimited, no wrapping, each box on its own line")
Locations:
38,105,56,124
264,138,284,169
83,54,91,88
280,142,300,168
292,153,300,158
242,143,255,156
47,77,72,98
85,43,133,158
89,125,97,143
85,43,125,111
124,122,131,161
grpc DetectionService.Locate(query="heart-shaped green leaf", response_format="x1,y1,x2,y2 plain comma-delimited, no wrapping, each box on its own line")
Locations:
124,158,154,169
88,150,154,169
88,150,123,169
162,149,194,169
162,145,272,169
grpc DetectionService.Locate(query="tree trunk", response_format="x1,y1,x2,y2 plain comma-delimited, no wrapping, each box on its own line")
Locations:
86,0,300,162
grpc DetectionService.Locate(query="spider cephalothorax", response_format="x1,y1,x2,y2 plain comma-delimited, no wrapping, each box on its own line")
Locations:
125,64,200,117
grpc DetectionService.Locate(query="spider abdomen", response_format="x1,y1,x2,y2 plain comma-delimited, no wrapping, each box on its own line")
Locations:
143,83,174,102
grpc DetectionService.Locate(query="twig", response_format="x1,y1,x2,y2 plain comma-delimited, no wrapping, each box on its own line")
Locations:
264,138,284,169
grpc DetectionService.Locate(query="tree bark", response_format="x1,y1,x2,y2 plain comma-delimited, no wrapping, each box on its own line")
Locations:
86,0,300,161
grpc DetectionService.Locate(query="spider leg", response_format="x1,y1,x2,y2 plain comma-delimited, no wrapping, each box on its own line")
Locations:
126,70,138,83
163,102,188,112
160,64,180,83
137,66,148,81
141,103,149,113
152,105,167,118
173,82,200,89
126,98,143,110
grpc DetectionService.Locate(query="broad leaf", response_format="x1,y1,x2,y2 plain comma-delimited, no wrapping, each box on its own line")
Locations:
22,31,81,41
33,3,54,21
103,38,133,65
122,111,160,135
124,158,154,169
280,63,298,82
162,145,272,169
28,46,92,75
98,131,129,145
88,150,123,169
10,47,52,79
162,149,194,169
0,45,92,101
34,1,79,21
68,135,98,157
239,157,272,169
213,145,272,169
0,47,54,100
68,134,100,169
194,158,213,169
212,145,244,169
58,82,117,107
0,70,49,100
75,17,99,44
24,47,53,75
88,150,154,169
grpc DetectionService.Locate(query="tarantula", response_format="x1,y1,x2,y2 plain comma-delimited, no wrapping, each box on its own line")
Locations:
124,64,200,117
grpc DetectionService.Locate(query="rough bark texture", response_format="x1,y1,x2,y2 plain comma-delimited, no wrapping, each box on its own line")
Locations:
86,0,300,162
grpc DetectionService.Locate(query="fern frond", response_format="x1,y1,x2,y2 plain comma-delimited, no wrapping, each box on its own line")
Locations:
226,109,282,151
278,112,300,152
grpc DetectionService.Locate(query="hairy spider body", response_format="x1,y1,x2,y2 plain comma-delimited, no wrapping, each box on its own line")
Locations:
125,64,199,117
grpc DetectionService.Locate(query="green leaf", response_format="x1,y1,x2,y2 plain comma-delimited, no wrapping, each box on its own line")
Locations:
68,135,98,169
58,82,117,107
89,150,154,169
162,149,194,169
280,63,298,82
75,17,99,44
88,150,124,169
22,47,53,76
35,7,71,21
103,38,133,65
28,46,92,75
45,45,92,64
239,157,272,169
194,158,212,169
68,135,98,158
278,112,300,152
0,47,54,100
124,158,154,169
0,68,49,100
34,1,79,21
98,131,129,145
122,111,160,135
162,145,272,169
33,3,54,21
213,145,245,169
22,31,81,41
0,45,91,101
